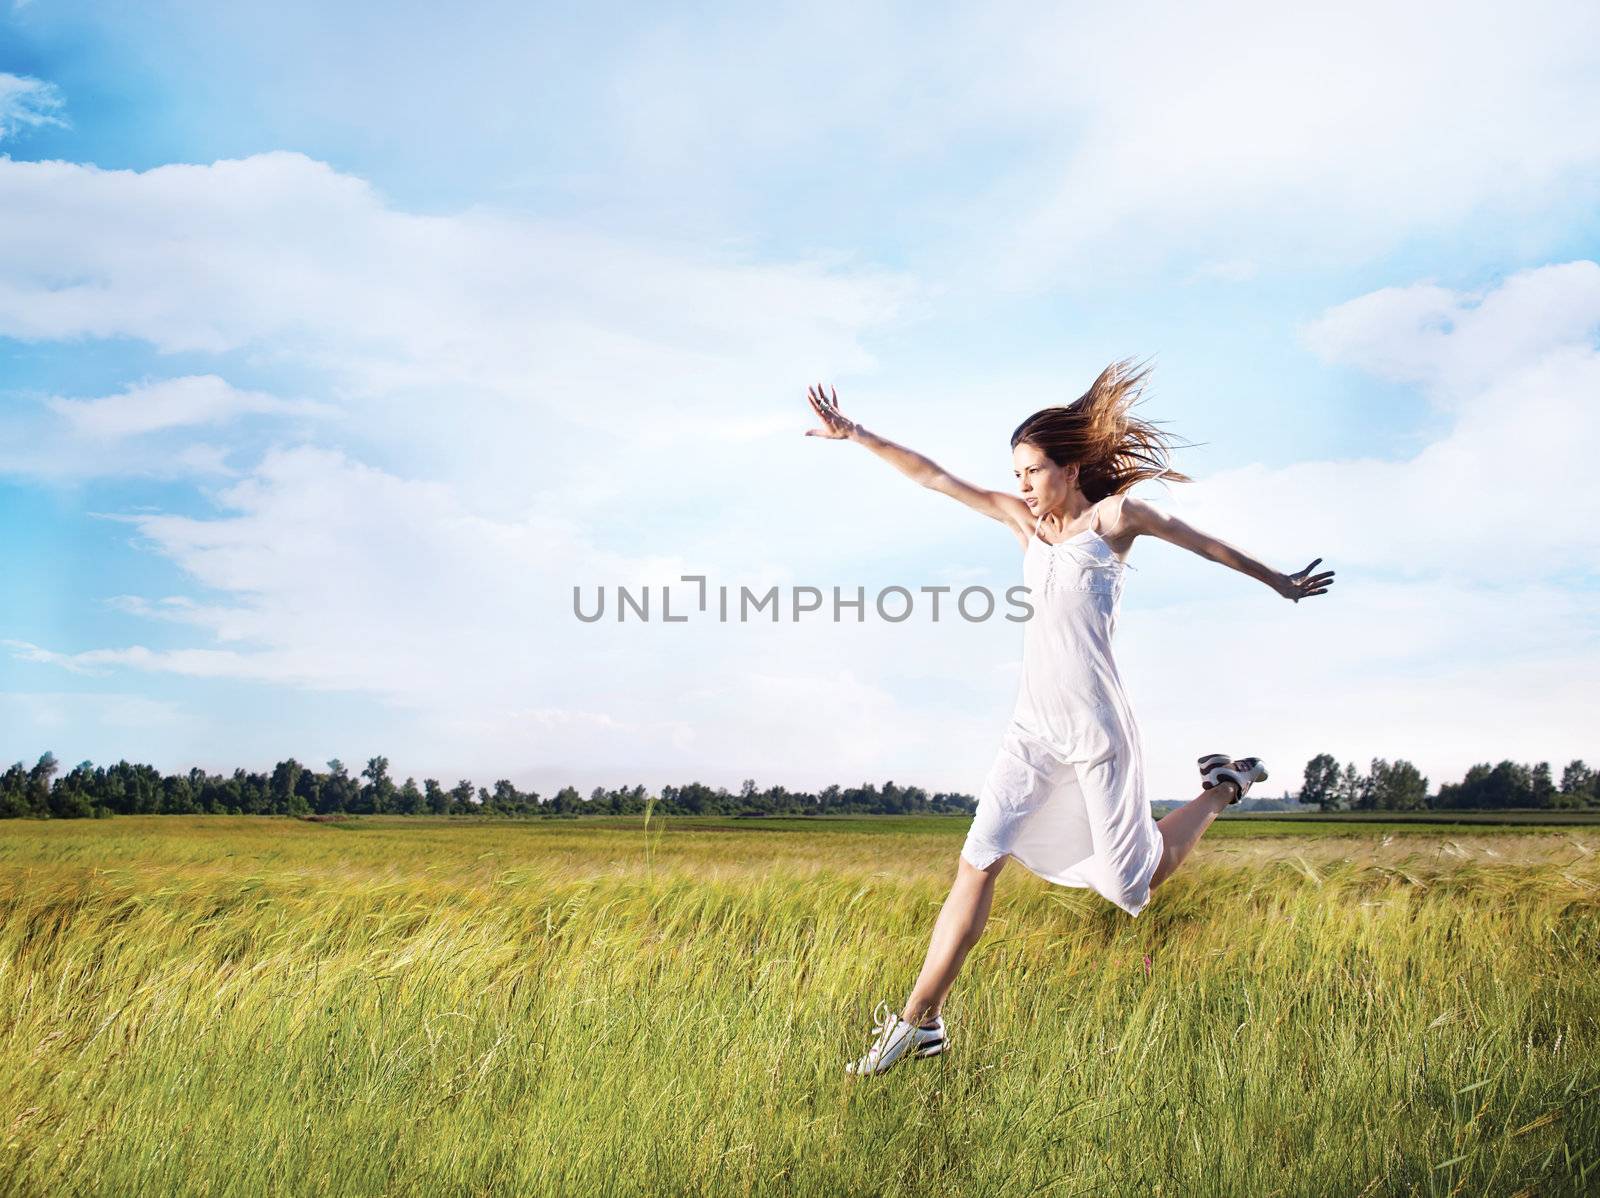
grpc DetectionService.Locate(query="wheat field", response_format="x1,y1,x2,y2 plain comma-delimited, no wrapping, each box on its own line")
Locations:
2,814,1597,1197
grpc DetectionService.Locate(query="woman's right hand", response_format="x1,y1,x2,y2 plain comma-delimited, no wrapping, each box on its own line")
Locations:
805,383,858,440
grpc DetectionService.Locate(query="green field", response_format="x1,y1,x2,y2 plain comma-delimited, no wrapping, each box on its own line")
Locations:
2,815,1597,1196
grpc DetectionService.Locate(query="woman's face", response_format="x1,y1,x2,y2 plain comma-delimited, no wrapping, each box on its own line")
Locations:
1012,441,1079,516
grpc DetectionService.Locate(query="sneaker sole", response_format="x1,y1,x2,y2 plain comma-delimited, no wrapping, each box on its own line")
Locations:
845,1035,948,1075
1198,759,1269,800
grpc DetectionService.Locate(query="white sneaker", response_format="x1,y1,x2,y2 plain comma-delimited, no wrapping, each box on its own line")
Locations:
1197,753,1269,804
844,1000,947,1076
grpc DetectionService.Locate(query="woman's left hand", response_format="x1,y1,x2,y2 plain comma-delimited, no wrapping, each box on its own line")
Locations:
1276,559,1335,603
805,383,857,440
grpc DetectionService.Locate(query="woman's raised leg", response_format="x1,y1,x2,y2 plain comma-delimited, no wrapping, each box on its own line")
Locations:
896,780,1236,1026
1148,778,1239,890
899,854,1007,1026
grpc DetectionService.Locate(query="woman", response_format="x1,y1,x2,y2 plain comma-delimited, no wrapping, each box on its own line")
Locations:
803,359,1335,1077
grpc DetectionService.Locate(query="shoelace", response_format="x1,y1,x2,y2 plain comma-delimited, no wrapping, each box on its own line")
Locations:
860,1001,916,1065
869,1001,942,1033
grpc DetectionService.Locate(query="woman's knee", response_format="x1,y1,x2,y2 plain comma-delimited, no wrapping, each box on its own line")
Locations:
952,855,1003,934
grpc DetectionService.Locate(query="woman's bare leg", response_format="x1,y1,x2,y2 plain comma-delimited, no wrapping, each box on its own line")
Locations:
1148,779,1239,890
895,782,1236,1025
899,854,1007,1026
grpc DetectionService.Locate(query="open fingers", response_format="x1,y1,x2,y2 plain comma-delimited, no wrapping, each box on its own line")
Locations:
806,390,835,432
807,383,847,433
806,386,847,435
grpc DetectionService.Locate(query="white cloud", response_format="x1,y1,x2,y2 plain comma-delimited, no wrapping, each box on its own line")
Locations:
0,430,242,483
0,152,905,393
2,436,1032,792
1165,261,1600,579
0,373,333,482
952,0,1600,283
1118,577,1598,785
0,147,1006,790
1,115,1595,799
1303,261,1600,398
1113,261,1600,790
45,375,334,438
0,72,65,142
10,249,1597,796
0,151,911,516
567,1,1600,285
0,690,184,750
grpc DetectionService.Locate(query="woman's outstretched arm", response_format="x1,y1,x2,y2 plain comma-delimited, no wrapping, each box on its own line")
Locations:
805,384,1030,542
1119,495,1335,603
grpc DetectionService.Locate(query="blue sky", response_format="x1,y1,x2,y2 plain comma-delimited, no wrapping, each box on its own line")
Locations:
3,0,1598,800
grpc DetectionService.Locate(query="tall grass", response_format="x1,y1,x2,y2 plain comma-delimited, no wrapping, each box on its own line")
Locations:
2,816,1597,1196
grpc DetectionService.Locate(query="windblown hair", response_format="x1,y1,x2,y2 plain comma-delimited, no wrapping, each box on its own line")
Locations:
1011,358,1193,501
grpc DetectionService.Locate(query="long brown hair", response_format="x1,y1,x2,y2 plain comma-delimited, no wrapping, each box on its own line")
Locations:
1010,357,1193,501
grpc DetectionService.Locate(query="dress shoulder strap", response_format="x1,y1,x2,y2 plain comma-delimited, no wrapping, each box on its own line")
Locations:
1092,493,1126,537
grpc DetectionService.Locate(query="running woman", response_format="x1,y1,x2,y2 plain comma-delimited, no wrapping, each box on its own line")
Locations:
803,359,1334,1077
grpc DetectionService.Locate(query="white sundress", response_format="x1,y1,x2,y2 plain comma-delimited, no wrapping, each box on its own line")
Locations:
960,504,1165,917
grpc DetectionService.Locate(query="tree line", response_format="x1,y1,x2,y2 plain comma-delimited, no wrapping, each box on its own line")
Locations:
4,750,1596,821
0,753,977,820
1297,754,1600,811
